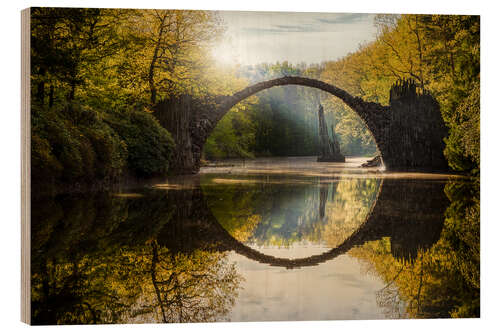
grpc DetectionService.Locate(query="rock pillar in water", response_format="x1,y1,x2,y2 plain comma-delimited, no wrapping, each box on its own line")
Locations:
317,104,345,162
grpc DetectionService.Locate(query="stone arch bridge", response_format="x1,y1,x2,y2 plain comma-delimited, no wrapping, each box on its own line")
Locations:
153,76,448,173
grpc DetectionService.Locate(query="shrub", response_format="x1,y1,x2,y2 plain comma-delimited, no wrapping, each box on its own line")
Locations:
104,110,175,177
444,81,480,175
31,133,63,185
32,103,127,186
31,102,175,187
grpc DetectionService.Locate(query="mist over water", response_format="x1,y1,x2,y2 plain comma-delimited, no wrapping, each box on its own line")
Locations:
201,156,456,179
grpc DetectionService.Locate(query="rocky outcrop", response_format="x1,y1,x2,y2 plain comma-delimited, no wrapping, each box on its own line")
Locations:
317,104,345,162
383,79,449,171
362,155,382,168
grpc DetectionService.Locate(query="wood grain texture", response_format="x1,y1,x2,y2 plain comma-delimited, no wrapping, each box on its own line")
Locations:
21,7,31,325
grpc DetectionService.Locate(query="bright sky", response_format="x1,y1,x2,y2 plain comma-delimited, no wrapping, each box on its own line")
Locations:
212,11,378,66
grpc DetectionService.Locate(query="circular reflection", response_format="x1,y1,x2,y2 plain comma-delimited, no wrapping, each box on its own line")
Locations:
201,174,382,257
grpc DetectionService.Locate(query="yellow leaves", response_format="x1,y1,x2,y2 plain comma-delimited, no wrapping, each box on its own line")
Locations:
350,203,479,319
196,63,250,98
230,214,262,243
97,9,227,103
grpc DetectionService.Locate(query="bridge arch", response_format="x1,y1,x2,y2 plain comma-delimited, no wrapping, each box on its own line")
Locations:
208,76,390,164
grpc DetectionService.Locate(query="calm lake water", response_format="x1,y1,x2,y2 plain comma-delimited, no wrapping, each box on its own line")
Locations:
30,157,480,324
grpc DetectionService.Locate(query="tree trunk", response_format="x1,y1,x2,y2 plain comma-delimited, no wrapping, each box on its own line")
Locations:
149,15,167,105
48,84,54,108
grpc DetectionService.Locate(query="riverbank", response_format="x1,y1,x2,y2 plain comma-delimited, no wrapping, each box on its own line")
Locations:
31,171,171,198
33,156,466,198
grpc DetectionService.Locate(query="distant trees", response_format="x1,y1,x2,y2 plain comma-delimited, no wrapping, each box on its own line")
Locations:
204,61,378,160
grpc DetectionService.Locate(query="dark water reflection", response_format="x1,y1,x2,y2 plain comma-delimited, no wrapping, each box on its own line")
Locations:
30,165,479,324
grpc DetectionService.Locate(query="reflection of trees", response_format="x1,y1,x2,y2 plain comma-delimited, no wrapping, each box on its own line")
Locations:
203,175,381,247
32,245,241,324
322,178,380,248
350,179,479,318
318,181,333,219
203,175,321,246
31,189,243,324
150,242,241,323
32,248,147,324
375,266,407,319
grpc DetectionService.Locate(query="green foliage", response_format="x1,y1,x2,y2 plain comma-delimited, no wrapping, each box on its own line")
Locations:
104,111,175,177
30,8,124,105
331,105,378,156
31,103,127,186
443,180,480,294
444,81,480,174
422,15,480,174
444,129,476,173
31,102,175,188
31,133,63,184
204,108,256,159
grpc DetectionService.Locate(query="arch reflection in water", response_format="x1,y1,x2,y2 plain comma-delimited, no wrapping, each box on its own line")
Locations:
30,175,476,324
203,175,382,249
202,175,446,268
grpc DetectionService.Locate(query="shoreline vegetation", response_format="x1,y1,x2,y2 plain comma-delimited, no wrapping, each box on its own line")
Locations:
30,9,479,194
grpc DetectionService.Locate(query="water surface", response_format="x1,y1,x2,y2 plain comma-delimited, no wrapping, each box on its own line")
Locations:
31,157,479,324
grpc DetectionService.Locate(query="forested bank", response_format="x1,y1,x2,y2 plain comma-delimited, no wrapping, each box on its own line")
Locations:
30,8,247,191
323,15,480,174
30,9,480,192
